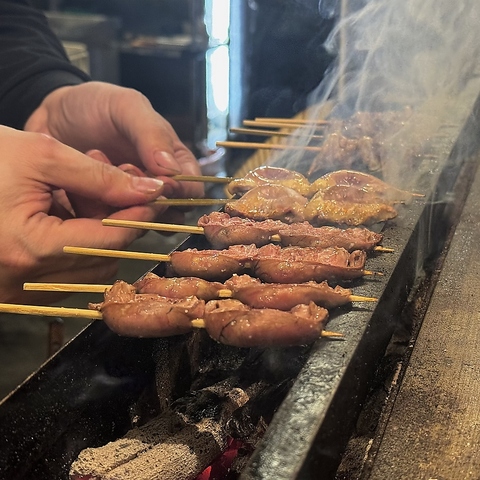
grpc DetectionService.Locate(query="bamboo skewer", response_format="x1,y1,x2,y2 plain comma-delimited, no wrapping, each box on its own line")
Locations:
63,246,171,262
171,174,233,183
23,282,110,293
22,282,379,304
243,120,327,130
152,198,231,206
0,303,102,319
191,319,343,338
229,127,324,140
102,218,203,235
216,141,325,152
254,117,330,125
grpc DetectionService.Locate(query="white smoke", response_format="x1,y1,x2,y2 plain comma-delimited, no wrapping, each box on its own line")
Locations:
316,0,480,113
272,0,480,186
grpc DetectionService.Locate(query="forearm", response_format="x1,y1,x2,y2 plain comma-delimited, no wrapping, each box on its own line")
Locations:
0,0,90,129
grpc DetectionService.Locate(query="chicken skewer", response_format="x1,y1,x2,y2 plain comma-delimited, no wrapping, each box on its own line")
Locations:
167,167,424,202
101,213,393,252
89,281,343,344
63,244,381,283
0,299,342,346
24,272,378,309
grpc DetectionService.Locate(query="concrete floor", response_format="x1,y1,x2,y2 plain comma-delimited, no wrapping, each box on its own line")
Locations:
0,230,189,400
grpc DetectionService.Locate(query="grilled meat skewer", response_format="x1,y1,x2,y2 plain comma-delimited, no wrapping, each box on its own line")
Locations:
223,184,399,226
133,272,376,309
89,280,334,347
168,244,369,283
198,211,385,251
223,274,373,310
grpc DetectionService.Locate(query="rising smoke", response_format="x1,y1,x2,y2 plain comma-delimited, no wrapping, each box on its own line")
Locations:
272,0,480,186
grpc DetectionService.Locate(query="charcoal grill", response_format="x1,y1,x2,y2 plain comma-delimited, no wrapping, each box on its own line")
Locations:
1,86,480,479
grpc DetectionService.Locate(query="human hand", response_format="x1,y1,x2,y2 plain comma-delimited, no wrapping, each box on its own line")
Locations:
0,126,167,304
24,81,205,200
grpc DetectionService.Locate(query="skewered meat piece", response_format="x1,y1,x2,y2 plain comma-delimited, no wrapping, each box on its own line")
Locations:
169,244,258,281
135,272,224,300
89,280,204,337
252,244,367,283
202,299,329,348
277,223,383,251
307,133,382,176
198,211,384,251
169,244,368,283
227,166,312,197
326,108,413,139
224,274,356,310
224,184,307,223
198,211,283,249
317,185,399,205
310,170,419,203
304,189,398,227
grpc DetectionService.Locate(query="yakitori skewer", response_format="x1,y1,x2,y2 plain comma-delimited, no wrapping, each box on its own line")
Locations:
63,244,382,283
0,297,345,343
23,279,378,306
100,218,394,253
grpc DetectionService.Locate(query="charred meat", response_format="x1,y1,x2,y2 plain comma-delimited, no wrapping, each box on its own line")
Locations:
89,280,205,337
224,274,356,310
135,272,225,301
227,166,312,197
224,184,308,223
202,299,329,348
304,190,398,226
198,211,283,249
168,244,368,283
198,211,384,251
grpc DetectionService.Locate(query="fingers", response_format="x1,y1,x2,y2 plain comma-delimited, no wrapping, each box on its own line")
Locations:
26,131,165,208
26,83,205,200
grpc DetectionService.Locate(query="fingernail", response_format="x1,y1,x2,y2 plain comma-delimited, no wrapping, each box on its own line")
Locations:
153,150,182,174
132,176,164,194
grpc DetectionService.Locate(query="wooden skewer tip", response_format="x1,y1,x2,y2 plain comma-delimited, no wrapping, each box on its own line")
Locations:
349,295,378,302
363,270,384,276
321,330,345,339
374,246,395,253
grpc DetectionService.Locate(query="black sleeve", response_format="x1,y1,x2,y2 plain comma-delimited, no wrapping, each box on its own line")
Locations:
0,0,91,129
